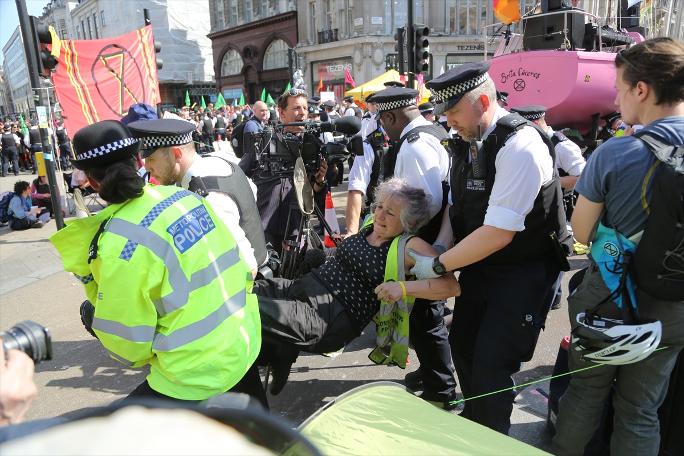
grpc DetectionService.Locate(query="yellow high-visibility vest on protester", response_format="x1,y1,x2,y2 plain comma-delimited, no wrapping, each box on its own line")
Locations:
361,217,415,368
51,184,261,400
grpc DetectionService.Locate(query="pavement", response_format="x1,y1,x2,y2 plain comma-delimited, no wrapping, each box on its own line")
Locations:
0,170,589,452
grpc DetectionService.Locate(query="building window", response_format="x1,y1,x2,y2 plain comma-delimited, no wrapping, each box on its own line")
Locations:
445,53,490,71
263,39,289,70
92,13,99,38
86,16,92,39
101,11,105,26
76,27,81,39
225,0,237,26
221,49,244,76
308,2,316,43
81,20,86,39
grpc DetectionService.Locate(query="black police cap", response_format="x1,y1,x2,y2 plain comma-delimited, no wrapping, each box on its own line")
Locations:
418,102,434,113
71,120,140,169
383,80,405,88
366,87,418,113
426,61,491,116
510,105,547,121
128,119,197,158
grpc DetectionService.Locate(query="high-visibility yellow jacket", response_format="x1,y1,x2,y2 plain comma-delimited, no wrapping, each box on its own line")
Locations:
51,184,261,400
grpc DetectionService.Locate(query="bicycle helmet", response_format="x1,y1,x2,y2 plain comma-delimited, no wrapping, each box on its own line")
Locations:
572,312,662,365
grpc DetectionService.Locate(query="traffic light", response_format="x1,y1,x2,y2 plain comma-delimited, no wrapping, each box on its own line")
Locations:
394,27,407,75
414,25,430,74
154,40,163,70
32,18,58,77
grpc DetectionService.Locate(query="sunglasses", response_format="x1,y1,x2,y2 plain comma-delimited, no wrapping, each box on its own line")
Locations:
285,88,308,98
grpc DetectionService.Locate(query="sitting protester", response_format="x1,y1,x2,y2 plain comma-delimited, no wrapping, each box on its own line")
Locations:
256,178,460,395
30,175,53,215
8,181,45,230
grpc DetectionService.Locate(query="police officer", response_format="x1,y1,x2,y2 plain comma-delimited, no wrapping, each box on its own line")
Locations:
49,119,265,405
239,88,328,254
408,62,569,433
25,120,41,173
365,87,457,409
128,118,268,277
214,109,228,141
55,122,72,170
418,102,436,122
1,125,21,177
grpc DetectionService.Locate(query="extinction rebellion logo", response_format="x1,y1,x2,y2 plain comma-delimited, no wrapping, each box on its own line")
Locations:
501,68,541,92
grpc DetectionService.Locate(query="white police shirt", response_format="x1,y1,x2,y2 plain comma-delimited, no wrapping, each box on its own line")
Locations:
181,154,258,271
546,127,585,176
348,141,376,195
395,116,450,218
448,107,554,232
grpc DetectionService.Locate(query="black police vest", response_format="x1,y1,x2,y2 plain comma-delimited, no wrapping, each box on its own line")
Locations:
1,133,17,153
449,114,569,265
56,128,69,145
215,116,226,129
28,128,41,146
188,158,268,267
202,118,214,134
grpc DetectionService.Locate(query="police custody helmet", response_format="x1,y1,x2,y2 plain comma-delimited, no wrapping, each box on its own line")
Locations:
71,120,140,169
572,313,662,365
426,61,491,116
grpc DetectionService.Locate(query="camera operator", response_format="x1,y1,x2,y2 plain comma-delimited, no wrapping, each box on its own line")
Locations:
239,88,328,254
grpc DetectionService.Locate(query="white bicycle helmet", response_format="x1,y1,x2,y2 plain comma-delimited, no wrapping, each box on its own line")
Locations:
572,313,662,365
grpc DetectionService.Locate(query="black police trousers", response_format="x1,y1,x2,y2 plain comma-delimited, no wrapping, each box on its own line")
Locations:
450,258,559,434
409,299,457,401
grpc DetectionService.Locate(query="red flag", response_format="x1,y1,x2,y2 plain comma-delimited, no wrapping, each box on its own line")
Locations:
344,67,356,87
493,0,521,24
51,25,161,135
317,77,324,93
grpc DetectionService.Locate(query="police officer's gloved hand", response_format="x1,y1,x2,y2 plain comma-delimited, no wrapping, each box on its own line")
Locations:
79,300,97,339
408,249,440,280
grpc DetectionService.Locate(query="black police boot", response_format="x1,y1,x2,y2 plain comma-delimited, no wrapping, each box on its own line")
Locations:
417,392,462,413
269,359,293,395
404,368,424,390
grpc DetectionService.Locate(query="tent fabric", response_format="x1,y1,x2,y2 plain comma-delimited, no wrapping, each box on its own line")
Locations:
345,71,431,103
299,382,550,456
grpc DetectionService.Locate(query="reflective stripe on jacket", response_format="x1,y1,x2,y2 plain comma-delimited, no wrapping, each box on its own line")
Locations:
50,184,261,400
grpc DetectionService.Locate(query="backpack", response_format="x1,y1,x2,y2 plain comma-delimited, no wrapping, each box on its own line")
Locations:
230,118,251,158
631,132,684,301
0,191,14,224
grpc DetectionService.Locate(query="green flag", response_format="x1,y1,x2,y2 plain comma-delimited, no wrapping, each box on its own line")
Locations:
18,114,29,136
238,94,245,105
285,81,292,92
200,96,207,109
260,87,266,102
184,90,190,107
266,93,275,106
215,93,226,109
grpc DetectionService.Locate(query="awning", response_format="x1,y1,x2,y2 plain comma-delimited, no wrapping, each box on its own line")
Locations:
344,70,431,103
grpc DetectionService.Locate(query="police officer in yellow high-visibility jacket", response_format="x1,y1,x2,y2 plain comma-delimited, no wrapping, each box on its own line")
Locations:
50,120,264,406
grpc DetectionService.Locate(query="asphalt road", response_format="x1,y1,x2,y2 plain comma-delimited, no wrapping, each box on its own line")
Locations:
0,171,588,452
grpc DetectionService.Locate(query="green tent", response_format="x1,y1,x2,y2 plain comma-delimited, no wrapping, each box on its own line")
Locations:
238,94,245,106
284,81,292,93
298,383,550,456
200,96,207,110
260,87,266,102
215,93,226,109
184,90,190,107
265,93,275,106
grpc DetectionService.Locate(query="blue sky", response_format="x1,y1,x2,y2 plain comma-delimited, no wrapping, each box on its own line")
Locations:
1,0,48,65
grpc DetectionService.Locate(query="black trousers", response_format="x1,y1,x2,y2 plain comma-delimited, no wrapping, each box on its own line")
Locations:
450,259,558,434
126,363,268,409
409,300,457,401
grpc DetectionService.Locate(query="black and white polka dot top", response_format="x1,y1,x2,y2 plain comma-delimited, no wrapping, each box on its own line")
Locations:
314,224,392,331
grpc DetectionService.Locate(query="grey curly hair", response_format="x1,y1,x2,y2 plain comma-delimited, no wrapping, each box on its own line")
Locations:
372,177,431,234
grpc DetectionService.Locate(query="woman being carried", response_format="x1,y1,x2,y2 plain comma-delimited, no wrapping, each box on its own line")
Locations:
256,178,460,394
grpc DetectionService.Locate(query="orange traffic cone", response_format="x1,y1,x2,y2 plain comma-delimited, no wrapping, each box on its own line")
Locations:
323,191,340,248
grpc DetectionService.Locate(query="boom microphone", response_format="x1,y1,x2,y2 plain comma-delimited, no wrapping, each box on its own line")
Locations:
320,117,361,135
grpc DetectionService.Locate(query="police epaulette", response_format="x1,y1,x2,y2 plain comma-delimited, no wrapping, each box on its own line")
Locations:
407,131,421,143
496,113,528,132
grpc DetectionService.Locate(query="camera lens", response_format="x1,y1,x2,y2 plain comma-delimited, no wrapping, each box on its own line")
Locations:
0,320,53,363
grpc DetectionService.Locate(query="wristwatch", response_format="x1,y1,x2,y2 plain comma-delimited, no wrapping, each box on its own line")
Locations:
432,256,447,276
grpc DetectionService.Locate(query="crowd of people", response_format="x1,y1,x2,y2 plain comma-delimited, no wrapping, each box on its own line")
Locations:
0,37,682,456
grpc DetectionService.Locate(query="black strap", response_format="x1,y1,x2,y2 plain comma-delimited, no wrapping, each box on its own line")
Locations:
88,218,111,264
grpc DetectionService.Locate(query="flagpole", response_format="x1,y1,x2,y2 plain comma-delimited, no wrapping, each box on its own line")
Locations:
16,0,64,229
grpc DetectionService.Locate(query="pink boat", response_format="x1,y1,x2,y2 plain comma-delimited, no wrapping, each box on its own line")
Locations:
486,8,643,133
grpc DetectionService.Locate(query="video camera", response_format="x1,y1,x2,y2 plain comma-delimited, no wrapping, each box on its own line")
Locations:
248,117,363,177
1,320,53,364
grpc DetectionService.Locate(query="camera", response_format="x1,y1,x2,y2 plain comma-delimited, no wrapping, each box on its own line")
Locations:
1,320,53,363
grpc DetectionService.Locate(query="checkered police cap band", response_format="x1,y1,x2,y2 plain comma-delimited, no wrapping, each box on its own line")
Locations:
76,137,138,161
432,73,490,104
519,112,545,120
376,98,416,112
140,131,194,150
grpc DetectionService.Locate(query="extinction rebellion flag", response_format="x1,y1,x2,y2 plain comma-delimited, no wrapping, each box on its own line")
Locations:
50,25,161,135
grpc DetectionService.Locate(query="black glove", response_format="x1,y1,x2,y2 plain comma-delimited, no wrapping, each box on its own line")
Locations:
80,300,97,339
